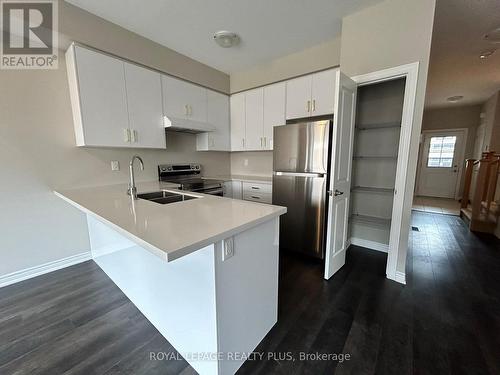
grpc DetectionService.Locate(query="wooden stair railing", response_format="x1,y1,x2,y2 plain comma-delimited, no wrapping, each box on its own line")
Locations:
461,151,500,232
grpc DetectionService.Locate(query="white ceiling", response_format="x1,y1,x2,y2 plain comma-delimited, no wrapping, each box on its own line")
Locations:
425,0,500,108
65,0,382,74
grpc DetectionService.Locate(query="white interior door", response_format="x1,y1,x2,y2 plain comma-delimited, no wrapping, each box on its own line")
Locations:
324,71,357,280
417,130,466,198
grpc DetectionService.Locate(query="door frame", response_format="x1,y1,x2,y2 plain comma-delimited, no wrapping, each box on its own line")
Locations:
352,62,420,285
416,128,468,200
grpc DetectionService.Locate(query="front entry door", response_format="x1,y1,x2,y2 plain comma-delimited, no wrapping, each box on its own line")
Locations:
324,71,357,280
417,130,466,198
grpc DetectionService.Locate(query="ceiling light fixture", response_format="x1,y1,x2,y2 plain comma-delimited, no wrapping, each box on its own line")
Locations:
213,31,240,48
447,95,464,103
479,49,496,59
484,27,500,44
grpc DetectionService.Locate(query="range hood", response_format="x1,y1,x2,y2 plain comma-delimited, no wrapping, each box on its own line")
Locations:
163,116,216,134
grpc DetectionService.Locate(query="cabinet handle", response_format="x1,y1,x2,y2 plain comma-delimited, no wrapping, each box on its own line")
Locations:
251,186,260,190
312,99,316,112
251,196,260,199
242,138,245,148
189,105,193,116
185,104,189,116
123,128,131,143
260,137,263,148
263,137,267,148
306,100,311,112
130,129,138,143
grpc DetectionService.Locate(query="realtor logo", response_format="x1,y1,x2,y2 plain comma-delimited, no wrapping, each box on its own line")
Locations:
1,0,58,69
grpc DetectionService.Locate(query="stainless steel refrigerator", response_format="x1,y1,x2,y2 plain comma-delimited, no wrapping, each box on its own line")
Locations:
272,120,332,259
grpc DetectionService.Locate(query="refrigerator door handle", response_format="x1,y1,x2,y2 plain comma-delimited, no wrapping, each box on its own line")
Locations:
274,171,325,178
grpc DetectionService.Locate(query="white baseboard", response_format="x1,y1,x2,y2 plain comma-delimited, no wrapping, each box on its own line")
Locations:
394,271,406,285
0,252,92,288
350,237,389,253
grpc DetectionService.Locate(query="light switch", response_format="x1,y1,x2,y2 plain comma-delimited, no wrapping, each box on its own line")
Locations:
111,161,120,171
244,159,248,166
222,237,234,261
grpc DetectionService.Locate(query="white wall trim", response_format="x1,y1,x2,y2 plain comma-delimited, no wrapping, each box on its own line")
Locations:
352,61,420,283
391,271,406,285
0,252,92,288
350,237,389,253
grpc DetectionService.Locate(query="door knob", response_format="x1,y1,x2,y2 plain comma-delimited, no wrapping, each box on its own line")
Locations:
328,189,344,196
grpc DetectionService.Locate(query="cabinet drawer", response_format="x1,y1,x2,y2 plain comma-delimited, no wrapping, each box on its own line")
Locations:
243,191,272,204
242,182,272,194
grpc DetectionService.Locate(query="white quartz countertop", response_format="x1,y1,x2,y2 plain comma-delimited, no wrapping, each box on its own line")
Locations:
203,175,273,184
54,181,286,262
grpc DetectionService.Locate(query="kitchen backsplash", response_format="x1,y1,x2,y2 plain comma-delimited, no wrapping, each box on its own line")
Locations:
230,151,273,176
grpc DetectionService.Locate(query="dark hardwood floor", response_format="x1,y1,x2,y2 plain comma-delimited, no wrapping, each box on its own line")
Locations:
1,211,499,374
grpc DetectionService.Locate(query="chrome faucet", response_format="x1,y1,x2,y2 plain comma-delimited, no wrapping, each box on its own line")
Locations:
127,155,144,199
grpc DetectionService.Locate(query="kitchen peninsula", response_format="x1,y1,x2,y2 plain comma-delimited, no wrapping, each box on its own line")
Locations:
55,181,286,375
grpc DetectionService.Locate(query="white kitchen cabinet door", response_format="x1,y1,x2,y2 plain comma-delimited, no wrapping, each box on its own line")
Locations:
123,62,166,149
263,82,286,150
68,45,130,147
311,69,336,116
285,75,312,120
230,93,246,151
208,90,230,150
245,88,264,151
231,181,243,200
162,75,207,123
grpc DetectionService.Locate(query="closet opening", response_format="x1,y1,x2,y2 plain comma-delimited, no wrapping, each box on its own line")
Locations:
349,78,407,256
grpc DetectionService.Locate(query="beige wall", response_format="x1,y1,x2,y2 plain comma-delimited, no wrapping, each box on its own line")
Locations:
422,104,481,157
229,37,341,176
230,152,273,176
230,37,341,93
60,2,229,93
419,105,482,196
0,4,231,277
340,0,436,275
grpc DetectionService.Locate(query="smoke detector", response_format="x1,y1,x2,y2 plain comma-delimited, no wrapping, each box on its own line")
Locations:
447,95,464,103
213,31,240,48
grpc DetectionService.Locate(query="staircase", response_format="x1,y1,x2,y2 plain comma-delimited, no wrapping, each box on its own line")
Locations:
460,152,500,233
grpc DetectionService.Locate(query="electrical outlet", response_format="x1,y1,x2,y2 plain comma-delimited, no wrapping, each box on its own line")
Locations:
222,237,234,261
244,159,249,166
111,161,120,171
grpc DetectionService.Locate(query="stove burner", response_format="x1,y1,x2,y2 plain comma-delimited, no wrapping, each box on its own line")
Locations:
158,164,224,196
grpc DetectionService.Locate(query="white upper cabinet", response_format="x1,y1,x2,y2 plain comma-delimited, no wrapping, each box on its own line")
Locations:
286,75,312,120
67,45,130,147
230,93,246,151
263,82,286,150
123,62,166,149
161,75,207,124
244,88,264,151
285,68,337,120
197,90,230,151
311,69,336,116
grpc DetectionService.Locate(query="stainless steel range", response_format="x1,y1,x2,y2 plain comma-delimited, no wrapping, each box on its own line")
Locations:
158,164,224,196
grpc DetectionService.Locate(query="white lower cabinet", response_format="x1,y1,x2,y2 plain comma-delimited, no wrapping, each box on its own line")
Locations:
242,182,272,204
231,181,243,200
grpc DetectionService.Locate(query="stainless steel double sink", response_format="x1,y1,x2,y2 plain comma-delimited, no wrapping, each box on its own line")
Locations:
137,191,199,205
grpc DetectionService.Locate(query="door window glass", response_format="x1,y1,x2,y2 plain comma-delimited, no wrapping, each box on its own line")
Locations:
427,136,457,167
